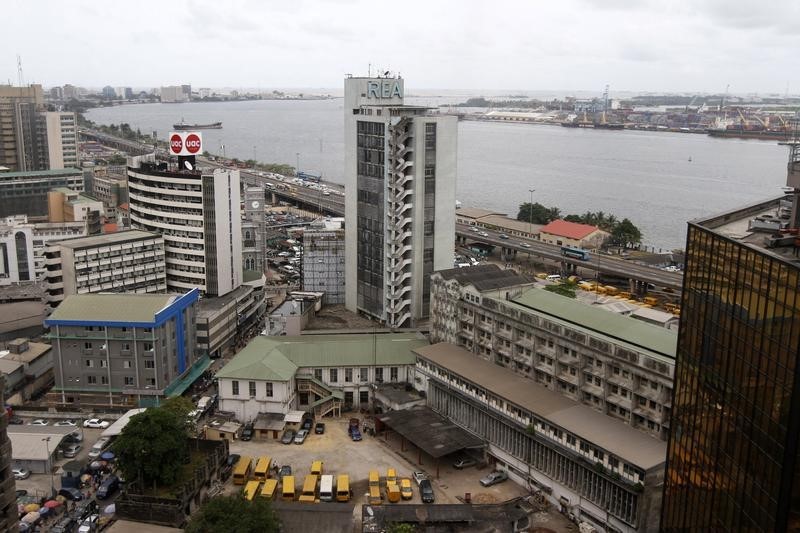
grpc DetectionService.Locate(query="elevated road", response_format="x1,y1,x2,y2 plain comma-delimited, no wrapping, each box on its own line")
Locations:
456,224,683,291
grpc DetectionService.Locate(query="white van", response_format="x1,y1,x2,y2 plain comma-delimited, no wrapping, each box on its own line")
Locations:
319,474,334,502
546,274,562,281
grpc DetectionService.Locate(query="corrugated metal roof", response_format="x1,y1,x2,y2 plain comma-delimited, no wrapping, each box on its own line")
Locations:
214,333,428,381
436,264,534,292
54,230,160,249
47,294,178,323
539,219,601,240
511,288,677,359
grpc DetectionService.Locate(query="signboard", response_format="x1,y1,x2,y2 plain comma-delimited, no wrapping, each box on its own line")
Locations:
366,80,403,99
168,131,203,156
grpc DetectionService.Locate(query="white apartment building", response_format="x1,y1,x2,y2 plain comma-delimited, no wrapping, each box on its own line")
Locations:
127,155,242,297
160,86,189,103
43,111,78,170
43,230,167,306
344,75,457,328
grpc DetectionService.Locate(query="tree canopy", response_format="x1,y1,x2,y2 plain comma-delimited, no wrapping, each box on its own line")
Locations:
185,494,280,533
112,403,189,487
516,202,561,225
544,280,578,299
517,203,643,245
610,218,643,248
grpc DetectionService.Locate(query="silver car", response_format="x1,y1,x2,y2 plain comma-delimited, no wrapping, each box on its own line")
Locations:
293,429,309,444
62,443,82,458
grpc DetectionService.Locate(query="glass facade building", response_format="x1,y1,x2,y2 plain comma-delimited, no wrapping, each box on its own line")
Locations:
662,203,800,531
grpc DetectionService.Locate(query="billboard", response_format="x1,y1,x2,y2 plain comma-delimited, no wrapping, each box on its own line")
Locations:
168,131,203,156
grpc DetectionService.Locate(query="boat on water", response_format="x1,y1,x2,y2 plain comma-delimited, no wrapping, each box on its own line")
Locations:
707,128,794,141
173,120,223,130
594,123,625,130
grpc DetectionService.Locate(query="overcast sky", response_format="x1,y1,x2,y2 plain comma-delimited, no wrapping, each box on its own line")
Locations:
3,0,799,95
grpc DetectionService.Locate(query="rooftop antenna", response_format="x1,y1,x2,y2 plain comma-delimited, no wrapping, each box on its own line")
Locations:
16,54,25,86
368,63,371,77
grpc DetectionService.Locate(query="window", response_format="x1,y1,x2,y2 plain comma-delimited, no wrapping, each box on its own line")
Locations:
123,361,132,369
329,369,338,383
360,367,368,381
85,360,94,368
609,457,619,469
579,441,589,453
101,376,108,385
314,368,323,381
100,360,107,368
249,381,257,397
232,381,239,395
375,367,383,382
345,368,353,382
593,449,604,461
146,378,156,386
122,343,131,351
390,367,398,381
124,377,134,386
143,342,153,352
265,383,273,397
87,376,97,384
359,390,369,404
84,342,92,350
566,435,576,446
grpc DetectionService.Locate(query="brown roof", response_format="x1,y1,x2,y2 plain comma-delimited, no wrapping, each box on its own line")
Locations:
540,219,601,240
477,214,542,234
455,207,506,219
435,264,534,292
413,343,667,470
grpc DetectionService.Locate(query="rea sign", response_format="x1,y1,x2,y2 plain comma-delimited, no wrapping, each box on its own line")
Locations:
168,131,203,156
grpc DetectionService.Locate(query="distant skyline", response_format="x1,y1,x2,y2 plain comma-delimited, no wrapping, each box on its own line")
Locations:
3,0,799,95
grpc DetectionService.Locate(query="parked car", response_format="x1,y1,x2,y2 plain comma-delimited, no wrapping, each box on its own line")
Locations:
499,233,509,239
279,465,292,478
419,479,435,503
281,429,295,444
480,470,509,487
12,467,30,480
83,418,109,429
453,456,477,469
8,416,24,425
221,453,240,480
294,429,309,444
400,478,413,500
50,516,78,533
521,242,531,248
301,417,313,431
54,419,77,427
350,428,362,441
58,487,84,501
64,431,84,443
28,419,49,426
62,443,82,458
314,422,325,434
15,489,27,499
412,471,427,486
96,475,119,499
77,514,98,533
241,424,254,441
87,437,111,459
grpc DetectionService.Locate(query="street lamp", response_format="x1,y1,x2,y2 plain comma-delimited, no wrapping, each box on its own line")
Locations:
296,153,300,176
528,189,536,237
42,437,55,497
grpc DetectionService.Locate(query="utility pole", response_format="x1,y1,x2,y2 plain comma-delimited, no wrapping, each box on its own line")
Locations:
528,189,536,237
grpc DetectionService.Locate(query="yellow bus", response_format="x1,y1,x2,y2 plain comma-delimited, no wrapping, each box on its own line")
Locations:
282,475,295,501
298,474,319,503
310,460,323,476
233,456,253,486
260,478,278,501
243,480,261,501
253,456,272,481
386,468,397,485
368,470,381,505
336,474,350,502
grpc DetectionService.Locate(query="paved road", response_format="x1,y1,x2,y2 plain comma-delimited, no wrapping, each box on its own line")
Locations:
457,223,683,290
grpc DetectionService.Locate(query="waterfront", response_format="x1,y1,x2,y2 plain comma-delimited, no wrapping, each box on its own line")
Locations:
86,99,788,250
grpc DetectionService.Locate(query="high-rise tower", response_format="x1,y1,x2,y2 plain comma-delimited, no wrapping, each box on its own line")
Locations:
343,75,457,328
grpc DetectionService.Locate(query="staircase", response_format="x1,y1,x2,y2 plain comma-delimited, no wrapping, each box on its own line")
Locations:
296,376,344,418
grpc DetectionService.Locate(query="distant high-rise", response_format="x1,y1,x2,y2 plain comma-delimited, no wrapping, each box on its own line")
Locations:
0,84,48,171
661,143,800,531
343,75,457,327
44,111,78,169
127,153,242,296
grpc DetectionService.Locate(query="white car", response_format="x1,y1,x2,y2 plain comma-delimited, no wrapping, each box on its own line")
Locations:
12,467,30,480
28,419,49,426
54,419,77,427
83,418,110,429
78,514,99,533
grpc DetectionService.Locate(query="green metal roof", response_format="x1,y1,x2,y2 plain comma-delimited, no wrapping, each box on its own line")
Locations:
215,333,428,381
48,294,178,323
242,269,263,283
510,288,677,359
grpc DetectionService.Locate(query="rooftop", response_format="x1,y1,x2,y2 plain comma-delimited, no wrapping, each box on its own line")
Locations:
198,285,254,317
0,168,82,180
52,230,161,249
101,408,146,438
511,288,677,359
477,214,543,235
216,332,428,381
377,406,485,459
46,293,179,324
8,426,76,461
539,219,602,240
0,339,51,364
455,207,506,219
436,264,535,293
414,343,667,470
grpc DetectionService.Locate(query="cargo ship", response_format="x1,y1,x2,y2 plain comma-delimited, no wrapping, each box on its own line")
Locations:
172,120,222,130
707,128,794,141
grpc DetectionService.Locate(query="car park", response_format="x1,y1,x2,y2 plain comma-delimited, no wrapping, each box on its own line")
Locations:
58,487,84,501
54,419,77,427
83,418,109,429
29,419,49,426
314,422,325,434
294,429,309,444
281,429,295,444
12,467,30,480
419,479,435,503
453,456,477,469
480,470,509,487
62,443,82,458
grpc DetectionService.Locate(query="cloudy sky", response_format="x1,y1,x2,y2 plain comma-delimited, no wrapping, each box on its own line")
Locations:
3,0,798,94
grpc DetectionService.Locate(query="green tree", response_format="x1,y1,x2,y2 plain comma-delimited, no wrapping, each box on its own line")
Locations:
202,150,210,157
107,154,127,165
610,218,642,247
386,524,417,533
516,202,561,225
185,494,280,533
112,406,189,487
544,280,577,299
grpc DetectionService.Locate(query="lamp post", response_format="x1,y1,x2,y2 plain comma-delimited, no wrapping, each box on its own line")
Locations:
42,437,55,497
296,153,300,176
528,188,536,237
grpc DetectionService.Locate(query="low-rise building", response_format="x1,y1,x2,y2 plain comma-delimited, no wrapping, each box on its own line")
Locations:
43,230,167,307
216,332,428,424
44,290,202,408
265,292,323,336
196,281,266,359
538,219,609,249
0,338,52,403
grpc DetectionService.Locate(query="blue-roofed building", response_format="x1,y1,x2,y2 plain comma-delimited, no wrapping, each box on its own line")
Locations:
44,289,204,408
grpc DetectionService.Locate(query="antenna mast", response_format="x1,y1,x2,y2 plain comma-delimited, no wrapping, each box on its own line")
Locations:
17,54,25,86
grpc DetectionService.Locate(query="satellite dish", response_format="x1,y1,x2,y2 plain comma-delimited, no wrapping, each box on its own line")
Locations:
184,160,194,170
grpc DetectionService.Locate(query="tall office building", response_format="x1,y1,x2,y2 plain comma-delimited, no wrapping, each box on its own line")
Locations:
44,111,78,169
0,84,48,171
127,153,242,296
661,143,800,531
344,75,457,327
